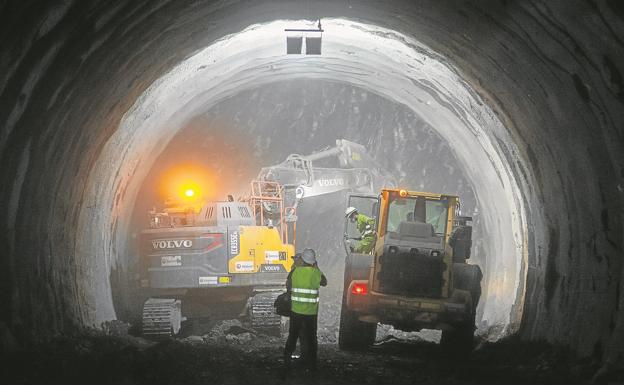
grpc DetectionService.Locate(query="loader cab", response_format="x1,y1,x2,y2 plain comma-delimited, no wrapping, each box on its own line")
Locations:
377,190,456,241
343,189,460,299
374,189,458,298
384,195,450,243
343,190,457,254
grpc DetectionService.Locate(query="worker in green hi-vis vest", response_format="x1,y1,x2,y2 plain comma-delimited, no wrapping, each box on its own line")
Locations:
345,207,375,254
284,248,327,371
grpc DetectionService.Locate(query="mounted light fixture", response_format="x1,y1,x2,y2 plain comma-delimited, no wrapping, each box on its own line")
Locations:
285,20,323,55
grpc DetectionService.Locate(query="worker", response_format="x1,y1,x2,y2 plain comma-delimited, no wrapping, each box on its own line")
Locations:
284,253,307,359
345,207,375,253
283,248,327,371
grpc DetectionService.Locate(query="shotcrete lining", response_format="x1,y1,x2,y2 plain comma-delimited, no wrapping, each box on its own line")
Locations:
77,19,531,336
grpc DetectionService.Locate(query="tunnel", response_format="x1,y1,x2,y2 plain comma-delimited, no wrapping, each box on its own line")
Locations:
1,0,623,381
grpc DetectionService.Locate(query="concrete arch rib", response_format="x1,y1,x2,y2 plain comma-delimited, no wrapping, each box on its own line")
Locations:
77,19,532,338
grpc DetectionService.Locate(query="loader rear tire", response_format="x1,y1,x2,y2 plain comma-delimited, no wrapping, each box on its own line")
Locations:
440,322,474,357
338,303,376,350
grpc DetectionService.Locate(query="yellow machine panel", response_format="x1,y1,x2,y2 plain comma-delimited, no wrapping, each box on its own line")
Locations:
228,226,294,274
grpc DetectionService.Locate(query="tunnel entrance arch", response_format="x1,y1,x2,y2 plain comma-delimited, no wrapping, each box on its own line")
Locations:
77,18,533,339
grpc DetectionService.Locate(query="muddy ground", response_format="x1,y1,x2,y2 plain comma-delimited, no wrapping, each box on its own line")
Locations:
3,277,623,385
2,326,620,385
4,298,624,385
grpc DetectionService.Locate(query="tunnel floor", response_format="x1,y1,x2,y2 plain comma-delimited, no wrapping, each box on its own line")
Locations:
2,281,619,385
1,329,610,385
2,276,620,385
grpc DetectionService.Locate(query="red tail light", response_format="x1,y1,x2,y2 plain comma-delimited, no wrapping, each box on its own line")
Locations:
351,282,368,295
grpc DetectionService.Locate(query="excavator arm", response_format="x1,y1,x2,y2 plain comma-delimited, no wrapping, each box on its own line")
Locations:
256,139,396,221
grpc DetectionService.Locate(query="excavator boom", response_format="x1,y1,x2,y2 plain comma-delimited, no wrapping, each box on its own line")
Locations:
257,139,396,204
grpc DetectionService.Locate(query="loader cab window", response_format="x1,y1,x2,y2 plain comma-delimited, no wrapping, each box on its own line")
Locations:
386,197,414,233
386,195,449,236
425,200,449,235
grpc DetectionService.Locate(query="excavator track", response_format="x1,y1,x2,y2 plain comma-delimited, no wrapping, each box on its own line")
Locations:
249,291,282,334
142,298,182,339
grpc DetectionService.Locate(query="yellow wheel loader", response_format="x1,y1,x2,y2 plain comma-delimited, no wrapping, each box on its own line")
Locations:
339,189,482,353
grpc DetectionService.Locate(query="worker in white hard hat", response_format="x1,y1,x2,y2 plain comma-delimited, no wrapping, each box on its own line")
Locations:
284,248,327,371
345,207,376,254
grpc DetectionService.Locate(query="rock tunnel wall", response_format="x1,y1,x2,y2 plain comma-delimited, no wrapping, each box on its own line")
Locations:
0,0,622,364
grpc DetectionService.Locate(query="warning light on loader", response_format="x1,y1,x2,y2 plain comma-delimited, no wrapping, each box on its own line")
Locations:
399,189,408,197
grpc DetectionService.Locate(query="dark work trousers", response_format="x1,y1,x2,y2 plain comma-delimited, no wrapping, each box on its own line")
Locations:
284,313,318,367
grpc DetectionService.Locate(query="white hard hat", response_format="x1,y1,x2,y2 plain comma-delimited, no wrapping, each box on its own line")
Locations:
345,207,357,217
301,248,317,265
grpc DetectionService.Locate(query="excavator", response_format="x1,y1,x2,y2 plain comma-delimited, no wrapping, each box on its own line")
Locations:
138,180,294,337
137,139,395,338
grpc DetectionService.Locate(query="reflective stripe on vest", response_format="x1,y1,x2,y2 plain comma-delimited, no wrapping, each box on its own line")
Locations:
291,296,320,303
291,266,322,315
292,288,318,294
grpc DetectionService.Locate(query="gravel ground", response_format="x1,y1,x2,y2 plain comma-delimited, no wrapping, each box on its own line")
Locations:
2,277,620,385
1,329,614,385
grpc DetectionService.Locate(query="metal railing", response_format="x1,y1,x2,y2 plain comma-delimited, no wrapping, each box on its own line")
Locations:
248,180,294,245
